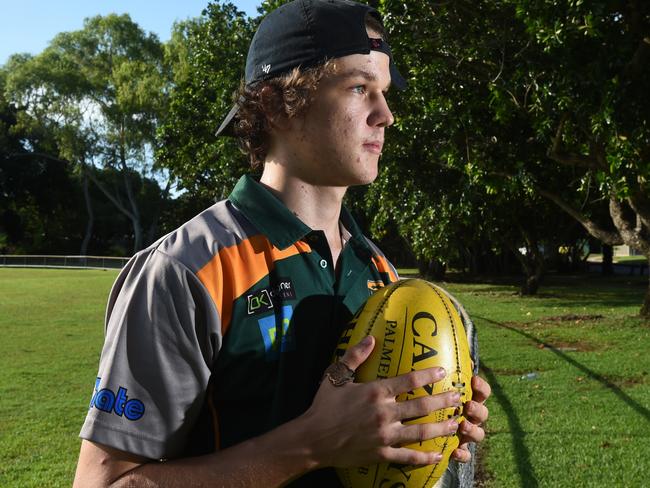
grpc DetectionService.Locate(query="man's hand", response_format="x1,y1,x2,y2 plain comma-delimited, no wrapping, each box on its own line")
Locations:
299,335,465,469
451,374,491,463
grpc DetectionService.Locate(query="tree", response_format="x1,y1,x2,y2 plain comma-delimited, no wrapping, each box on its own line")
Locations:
5,14,168,253
479,0,650,314
157,2,253,203
365,0,583,293
0,67,87,253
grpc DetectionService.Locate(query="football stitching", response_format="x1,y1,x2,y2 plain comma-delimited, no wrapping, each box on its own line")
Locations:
422,282,463,488
365,278,410,335
425,283,462,385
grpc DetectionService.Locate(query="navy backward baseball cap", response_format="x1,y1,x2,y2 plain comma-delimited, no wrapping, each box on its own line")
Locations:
216,0,407,137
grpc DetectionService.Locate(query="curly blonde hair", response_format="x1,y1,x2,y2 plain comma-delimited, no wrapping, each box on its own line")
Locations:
233,60,337,168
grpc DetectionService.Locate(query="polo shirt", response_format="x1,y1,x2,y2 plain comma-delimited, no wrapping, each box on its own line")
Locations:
80,174,400,484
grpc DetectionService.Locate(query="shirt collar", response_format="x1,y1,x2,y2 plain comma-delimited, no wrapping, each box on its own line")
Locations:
229,175,368,251
229,175,310,249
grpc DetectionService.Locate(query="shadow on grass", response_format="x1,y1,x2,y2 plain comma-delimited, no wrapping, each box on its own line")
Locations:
480,361,539,488
460,284,645,310
475,314,650,423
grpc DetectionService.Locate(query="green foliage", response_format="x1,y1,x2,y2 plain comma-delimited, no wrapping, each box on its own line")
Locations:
367,0,583,281
157,2,254,201
493,0,650,198
3,14,170,252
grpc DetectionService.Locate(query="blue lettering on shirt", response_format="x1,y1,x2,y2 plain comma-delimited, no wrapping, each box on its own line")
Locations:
90,377,145,421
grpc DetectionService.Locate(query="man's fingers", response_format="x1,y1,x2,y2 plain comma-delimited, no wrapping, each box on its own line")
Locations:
451,443,472,463
339,335,375,371
395,391,461,422
471,375,491,403
379,447,444,466
464,400,488,425
458,420,485,444
381,367,447,397
394,419,459,446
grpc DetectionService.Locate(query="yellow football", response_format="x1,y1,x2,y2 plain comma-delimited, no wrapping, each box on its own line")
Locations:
333,278,473,488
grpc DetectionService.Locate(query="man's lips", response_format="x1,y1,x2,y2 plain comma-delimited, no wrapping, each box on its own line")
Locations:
362,140,383,154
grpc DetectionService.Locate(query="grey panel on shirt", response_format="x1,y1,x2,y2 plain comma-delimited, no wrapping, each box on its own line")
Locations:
156,200,259,273
80,248,222,460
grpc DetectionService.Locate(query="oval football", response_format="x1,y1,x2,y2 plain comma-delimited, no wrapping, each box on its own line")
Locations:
333,278,473,488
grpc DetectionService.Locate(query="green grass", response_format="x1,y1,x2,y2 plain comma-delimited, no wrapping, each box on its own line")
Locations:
442,274,650,487
0,268,119,487
1,268,649,487
586,253,648,265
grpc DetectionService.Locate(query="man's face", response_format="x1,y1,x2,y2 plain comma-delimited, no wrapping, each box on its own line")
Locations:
280,46,395,187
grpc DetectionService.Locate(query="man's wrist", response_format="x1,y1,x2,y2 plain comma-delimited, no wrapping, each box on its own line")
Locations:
242,412,322,481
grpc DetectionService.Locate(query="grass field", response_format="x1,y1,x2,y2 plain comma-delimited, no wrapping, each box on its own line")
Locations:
0,268,118,487
1,268,649,487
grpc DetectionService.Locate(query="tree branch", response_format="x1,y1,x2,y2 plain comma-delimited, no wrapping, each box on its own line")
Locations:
84,162,135,220
609,197,650,255
8,152,69,165
622,37,650,80
547,114,605,170
536,187,623,245
627,190,650,232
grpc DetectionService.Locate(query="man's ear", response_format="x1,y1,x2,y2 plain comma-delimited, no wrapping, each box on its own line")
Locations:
259,85,291,131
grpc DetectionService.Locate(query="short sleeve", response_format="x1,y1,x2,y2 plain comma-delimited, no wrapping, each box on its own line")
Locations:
79,248,222,460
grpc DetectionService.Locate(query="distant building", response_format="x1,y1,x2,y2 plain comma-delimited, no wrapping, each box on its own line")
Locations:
614,245,642,257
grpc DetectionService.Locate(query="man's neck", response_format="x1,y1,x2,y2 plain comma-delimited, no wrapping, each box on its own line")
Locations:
260,163,347,265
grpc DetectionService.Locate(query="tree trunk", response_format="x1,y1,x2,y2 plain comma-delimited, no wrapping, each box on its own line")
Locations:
145,179,171,246
511,241,544,296
80,169,94,256
119,148,143,253
84,162,140,255
641,254,650,318
417,258,447,281
519,257,544,296
602,244,614,276
521,272,542,295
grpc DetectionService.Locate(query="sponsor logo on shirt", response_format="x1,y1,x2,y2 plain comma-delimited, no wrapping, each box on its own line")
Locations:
89,377,145,421
247,278,296,315
257,305,295,360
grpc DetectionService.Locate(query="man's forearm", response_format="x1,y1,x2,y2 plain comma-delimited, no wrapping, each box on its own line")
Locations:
74,415,318,488
109,415,317,488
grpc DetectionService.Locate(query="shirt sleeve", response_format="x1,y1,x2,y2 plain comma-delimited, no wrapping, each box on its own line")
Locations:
79,248,222,460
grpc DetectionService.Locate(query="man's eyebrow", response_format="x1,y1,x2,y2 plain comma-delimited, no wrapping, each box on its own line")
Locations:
333,68,391,91
335,68,377,81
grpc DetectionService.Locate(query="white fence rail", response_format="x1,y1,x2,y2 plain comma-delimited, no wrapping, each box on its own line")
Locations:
0,254,130,270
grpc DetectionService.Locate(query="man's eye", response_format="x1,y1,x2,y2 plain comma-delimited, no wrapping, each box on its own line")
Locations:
352,85,366,94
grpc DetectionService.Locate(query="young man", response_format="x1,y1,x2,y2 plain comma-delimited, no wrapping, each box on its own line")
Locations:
74,1,490,486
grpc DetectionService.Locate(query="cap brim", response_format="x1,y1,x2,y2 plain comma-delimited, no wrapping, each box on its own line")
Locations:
215,103,239,137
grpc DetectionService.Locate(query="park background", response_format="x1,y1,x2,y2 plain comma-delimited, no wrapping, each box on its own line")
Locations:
1,0,649,486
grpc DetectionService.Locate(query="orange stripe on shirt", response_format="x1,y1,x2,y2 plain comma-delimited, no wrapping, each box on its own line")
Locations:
197,235,311,335
371,255,399,283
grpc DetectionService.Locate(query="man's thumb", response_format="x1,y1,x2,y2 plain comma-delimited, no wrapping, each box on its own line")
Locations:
339,335,375,371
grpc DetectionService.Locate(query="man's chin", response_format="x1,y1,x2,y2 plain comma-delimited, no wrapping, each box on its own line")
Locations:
348,172,379,187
